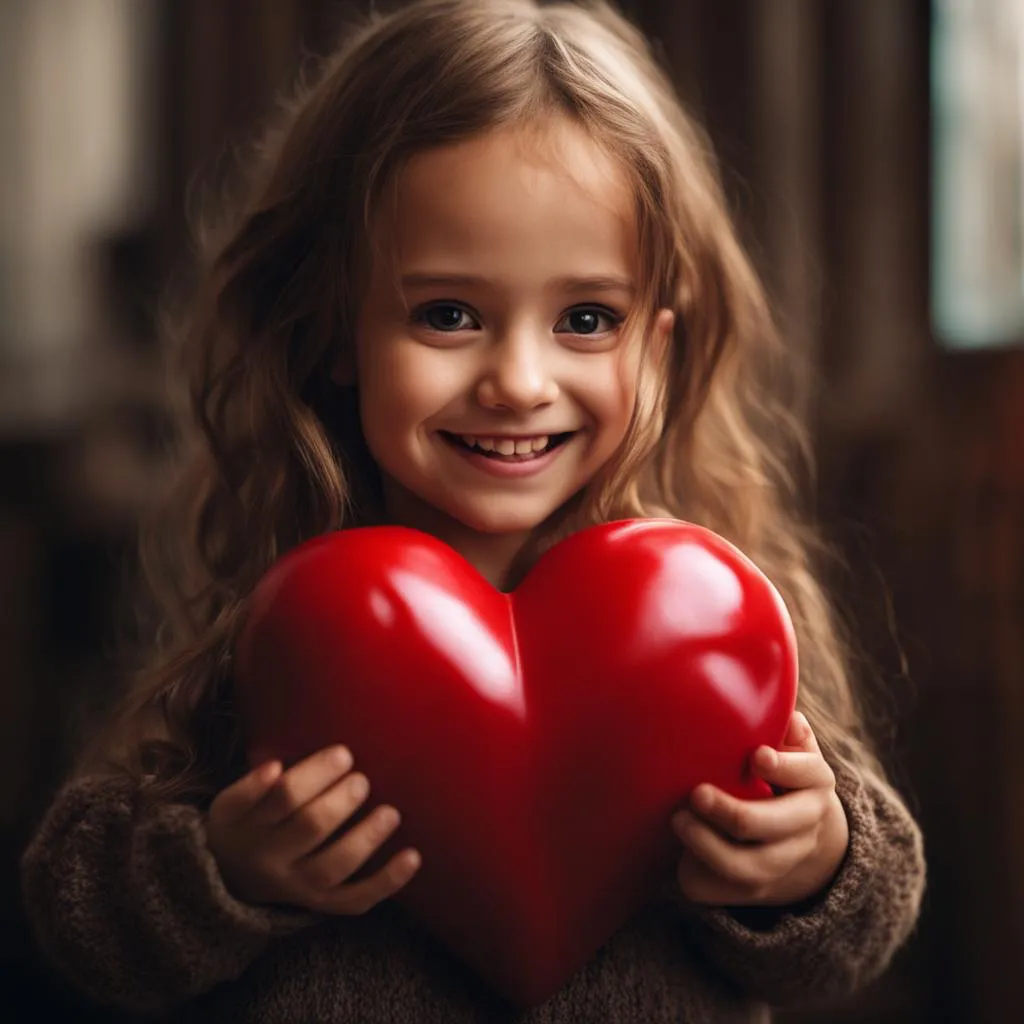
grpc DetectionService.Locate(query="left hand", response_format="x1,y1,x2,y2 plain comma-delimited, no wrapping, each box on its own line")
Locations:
670,711,850,907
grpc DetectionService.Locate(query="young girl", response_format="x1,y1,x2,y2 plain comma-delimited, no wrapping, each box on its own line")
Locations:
21,0,925,1021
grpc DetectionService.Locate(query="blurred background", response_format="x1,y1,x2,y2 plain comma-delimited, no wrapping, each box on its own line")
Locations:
1,0,1021,1020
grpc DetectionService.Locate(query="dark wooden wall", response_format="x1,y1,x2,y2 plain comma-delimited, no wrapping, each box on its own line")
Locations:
2,2,1022,1021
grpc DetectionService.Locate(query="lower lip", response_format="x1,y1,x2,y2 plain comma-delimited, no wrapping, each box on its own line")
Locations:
441,436,573,478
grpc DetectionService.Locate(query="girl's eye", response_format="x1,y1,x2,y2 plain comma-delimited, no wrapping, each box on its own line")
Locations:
410,303,622,336
555,307,622,336
412,303,478,333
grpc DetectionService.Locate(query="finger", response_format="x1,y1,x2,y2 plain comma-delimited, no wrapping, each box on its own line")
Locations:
251,745,354,826
672,810,811,890
684,785,828,843
315,848,423,916
279,771,375,859
750,747,835,792
676,849,743,906
780,711,820,753
298,801,403,886
211,760,283,822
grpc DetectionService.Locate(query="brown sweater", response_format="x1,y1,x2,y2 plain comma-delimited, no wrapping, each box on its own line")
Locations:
20,762,924,1023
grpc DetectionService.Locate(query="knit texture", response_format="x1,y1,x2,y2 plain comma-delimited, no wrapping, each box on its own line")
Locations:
20,764,924,1022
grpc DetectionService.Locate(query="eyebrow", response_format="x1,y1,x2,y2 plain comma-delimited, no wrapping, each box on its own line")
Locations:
400,272,635,296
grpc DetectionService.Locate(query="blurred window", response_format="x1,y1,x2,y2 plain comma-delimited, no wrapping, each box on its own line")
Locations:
932,0,1024,348
0,0,155,428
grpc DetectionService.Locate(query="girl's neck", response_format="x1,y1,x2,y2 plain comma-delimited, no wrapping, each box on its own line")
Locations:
377,479,529,592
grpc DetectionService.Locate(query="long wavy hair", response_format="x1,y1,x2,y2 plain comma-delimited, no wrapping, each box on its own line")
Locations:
81,0,887,807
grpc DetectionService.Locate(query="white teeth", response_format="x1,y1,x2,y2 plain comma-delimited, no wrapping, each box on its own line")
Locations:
456,434,556,454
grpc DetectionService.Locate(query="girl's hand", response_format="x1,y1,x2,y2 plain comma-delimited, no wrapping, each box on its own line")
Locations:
670,711,849,907
207,745,422,914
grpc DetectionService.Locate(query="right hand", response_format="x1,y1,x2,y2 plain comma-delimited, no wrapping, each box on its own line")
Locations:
207,745,422,914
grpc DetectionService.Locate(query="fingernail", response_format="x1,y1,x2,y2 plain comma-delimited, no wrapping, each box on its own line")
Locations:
758,747,778,770
333,746,353,769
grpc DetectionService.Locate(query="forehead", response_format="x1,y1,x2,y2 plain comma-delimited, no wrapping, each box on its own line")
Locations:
371,119,638,279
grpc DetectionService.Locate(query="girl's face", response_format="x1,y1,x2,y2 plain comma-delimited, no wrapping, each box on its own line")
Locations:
349,118,673,556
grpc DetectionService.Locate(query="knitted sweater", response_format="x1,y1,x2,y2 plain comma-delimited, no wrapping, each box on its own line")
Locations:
20,762,924,1023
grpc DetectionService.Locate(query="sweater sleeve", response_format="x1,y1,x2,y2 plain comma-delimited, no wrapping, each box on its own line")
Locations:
662,762,926,1007
20,774,321,1017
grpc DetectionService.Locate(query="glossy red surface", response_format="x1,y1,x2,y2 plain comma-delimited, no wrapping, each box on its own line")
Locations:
234,519,798,1006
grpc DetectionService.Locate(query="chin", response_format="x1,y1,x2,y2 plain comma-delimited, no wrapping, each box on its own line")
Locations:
442,498,559,538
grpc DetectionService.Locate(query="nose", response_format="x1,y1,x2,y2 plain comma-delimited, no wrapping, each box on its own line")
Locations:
476,330,559,412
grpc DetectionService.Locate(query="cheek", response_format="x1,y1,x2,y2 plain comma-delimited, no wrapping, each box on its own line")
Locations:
576,351,641,469
357,341,462,445
356,340,411,454
596,349,641,435
362,356,412,419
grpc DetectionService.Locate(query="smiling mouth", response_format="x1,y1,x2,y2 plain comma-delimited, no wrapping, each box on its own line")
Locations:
439,431,576,462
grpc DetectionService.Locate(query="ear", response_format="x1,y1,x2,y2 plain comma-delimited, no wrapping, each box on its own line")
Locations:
650,308,676,367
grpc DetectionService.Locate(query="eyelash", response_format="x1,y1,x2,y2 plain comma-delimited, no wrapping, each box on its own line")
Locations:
409,302,624,337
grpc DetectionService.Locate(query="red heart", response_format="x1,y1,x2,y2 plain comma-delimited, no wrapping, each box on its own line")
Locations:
234,519,797,1006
